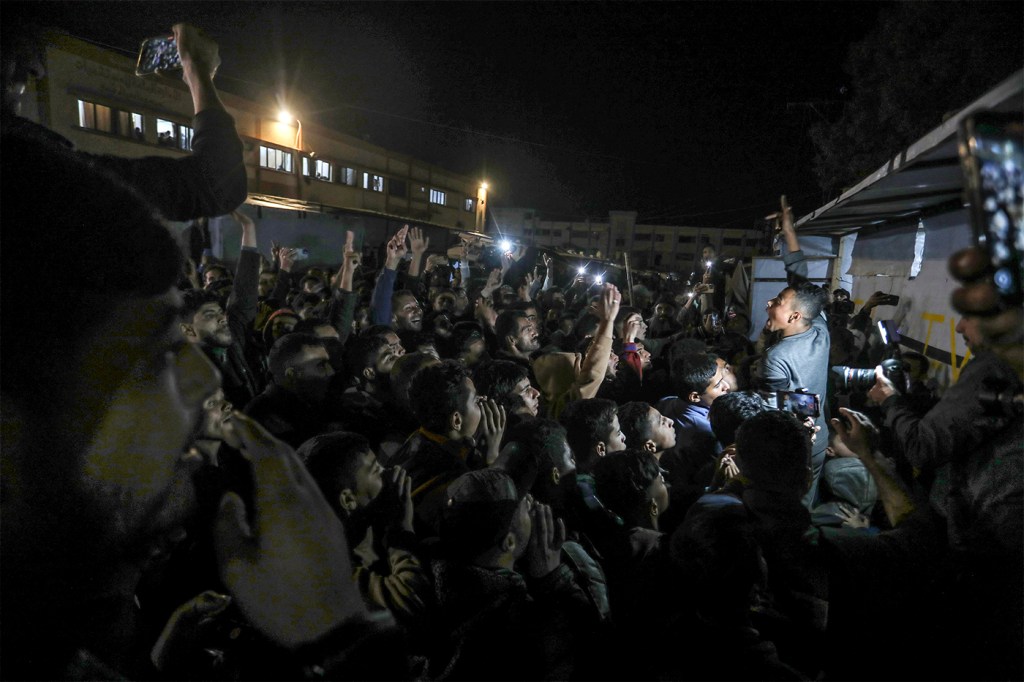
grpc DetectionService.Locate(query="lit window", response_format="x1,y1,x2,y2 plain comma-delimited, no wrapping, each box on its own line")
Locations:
259,145,293,172
116,111,145,140
339,167,357,186
178,125,193,151
315,159,333,181
429,189,446,205
156,118,179,147
464,198,475,212
302,157,310,176
77,100,112,133
363,173,384,192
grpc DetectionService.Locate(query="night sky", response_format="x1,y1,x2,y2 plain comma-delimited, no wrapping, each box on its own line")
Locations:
11,1,1022,229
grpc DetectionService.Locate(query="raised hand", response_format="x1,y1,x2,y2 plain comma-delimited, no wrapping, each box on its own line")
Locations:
836,503,871,529
829,407,878,460
409,226,429,256
593,283,622,323
214,412,364,648
476,397,507,464
524,501,566,578
518,271,537,301
385,225,410,269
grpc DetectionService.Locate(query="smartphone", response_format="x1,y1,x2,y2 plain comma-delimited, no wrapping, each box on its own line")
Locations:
294,248,310,261
135,36,182,76
776,390,820,419
877,320,901,346
959,111,1024,306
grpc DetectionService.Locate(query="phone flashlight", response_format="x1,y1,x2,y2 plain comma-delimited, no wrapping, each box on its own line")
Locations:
499,239,512,253
577,266,586,275
594,275,603,284
688,292,695,298
705,260,713,269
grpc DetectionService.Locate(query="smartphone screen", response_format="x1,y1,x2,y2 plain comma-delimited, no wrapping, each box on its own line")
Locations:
136,36,182,76
777,390,820,419
959,111,1024,306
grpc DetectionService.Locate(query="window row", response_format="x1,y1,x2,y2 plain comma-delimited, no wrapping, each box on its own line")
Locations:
260,145,474,211
77,99,192,151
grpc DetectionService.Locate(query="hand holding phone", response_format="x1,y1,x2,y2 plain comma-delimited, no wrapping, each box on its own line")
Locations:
136,36,181,76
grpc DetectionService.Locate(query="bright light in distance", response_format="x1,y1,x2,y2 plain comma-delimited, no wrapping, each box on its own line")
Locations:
499,239,512,252
481,182,489,190
594,275,603,284
577,266,586,275
278,109,294,124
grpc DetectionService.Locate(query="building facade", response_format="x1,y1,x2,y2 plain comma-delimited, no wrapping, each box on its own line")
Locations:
25,32,488,263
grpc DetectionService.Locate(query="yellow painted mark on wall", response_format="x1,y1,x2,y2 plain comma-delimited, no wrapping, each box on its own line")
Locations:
920,312,945,355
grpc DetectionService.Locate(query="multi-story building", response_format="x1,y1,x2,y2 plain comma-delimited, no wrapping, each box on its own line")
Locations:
491,207,765,278
24,31,489,263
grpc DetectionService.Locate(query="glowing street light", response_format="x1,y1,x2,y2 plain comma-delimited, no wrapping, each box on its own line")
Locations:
278,109,294,124
481,182,489,190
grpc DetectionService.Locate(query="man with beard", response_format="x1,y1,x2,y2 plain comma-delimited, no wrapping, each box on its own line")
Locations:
244,333,342,448
2,127,383,679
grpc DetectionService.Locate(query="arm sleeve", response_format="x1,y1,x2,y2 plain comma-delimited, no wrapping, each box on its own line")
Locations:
85,109,247,221
327,290,358,345
269,268,292,305
227,246,260,328
783,249,810,287
759,354,792,391
577,332,613,399
371,268,398,326
879,357,992,470
353,530,431,621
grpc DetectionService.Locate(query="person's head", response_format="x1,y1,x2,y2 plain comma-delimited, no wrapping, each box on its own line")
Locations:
291,291,323,320
203,264,230,289
2,130,221,676
440,469,531,567
389,351,441,417
495,309,540,356
510,300,540,328
264,308,300,345
955,314,985,351
447,322,487,367
452,286,470,316
765,281,828,337
299,432,383,519
617,402,677,455
654,300,676,319
268,332,334,404
615,306,647,341
498,419,575,505
391,289,423,331
408,360,481,439
559,398,626,472
293,317,340,340
735,410,812,497
190,387,235,444
673,352,730,407
344,333,400,391
258,271,278,298
592,448,669,530
300,274,326,295
432,288,457,314
716,356,739,392
573,312,600,342
833,288,851,303
708,390,769,447
472,360,540,417
181,289,232,347
701,244,717,263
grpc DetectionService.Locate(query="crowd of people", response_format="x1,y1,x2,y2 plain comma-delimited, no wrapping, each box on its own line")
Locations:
2,20,1022,682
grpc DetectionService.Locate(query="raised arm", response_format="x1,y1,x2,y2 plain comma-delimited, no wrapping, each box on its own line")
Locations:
407,226,429,279
227,209,259,329
370,226,408,326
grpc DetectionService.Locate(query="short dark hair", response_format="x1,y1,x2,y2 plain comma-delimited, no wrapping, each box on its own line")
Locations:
592,448,661,525
361,324,396,339
268,332,324,383
559,398,618,461
391,288,418,309
790,281,828,323
672,352,719,396
735,410,811,493
298,431,372,518
573,312,600,340
390,351,440,415
343,334,389,382
499,418,570,502
708,391,768,446
408,360,472,433
181,288,223,319
204,264,230,280
494,309,529,349
472,360,530,413
617,401,656,449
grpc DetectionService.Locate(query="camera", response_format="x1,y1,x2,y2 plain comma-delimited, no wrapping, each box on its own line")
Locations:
874,292,900,307
832,299,855,315
832,320,910,394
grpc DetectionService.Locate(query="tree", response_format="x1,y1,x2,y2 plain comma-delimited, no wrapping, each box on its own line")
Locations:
810,2,1023,195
